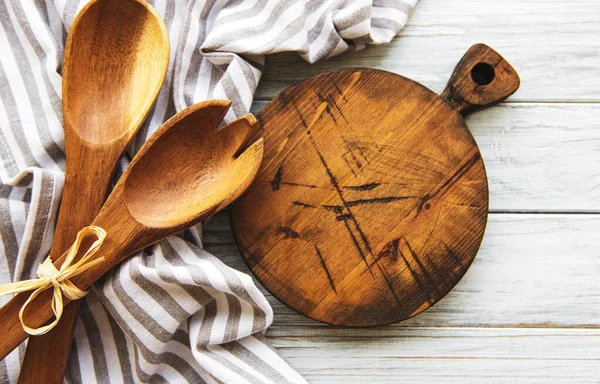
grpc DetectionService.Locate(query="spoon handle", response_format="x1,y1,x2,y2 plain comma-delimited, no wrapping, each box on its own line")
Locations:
0,293,31,359
18,144,121,383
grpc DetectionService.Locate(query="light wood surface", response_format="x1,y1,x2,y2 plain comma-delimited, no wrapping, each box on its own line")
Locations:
18,0,170,382
0,101,263,361
216,0,600,382
231,45,519,327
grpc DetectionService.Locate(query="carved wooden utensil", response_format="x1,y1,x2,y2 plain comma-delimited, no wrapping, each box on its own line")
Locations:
0,100,263,360
18,1,170,382
230,44,520,327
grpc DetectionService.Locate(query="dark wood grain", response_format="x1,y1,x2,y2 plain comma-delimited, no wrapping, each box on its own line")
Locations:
230,44,519,327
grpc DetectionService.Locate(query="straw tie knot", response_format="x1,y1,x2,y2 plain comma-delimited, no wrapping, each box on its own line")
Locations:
0,226,107,335
37,262,61,287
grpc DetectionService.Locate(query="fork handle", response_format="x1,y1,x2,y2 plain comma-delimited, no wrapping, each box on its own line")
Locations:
0,291,55,360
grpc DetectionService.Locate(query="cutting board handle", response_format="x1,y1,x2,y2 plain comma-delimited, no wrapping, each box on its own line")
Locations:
441,43,520,116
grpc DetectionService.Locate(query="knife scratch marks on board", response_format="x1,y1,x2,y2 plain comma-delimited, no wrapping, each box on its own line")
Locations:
340,218,373,276
444,200,481,209
346,196,418,206
270,165,283,191
315,245,336,293
344,182,381,191
441,240,465,273
292,197,416,214
283,182,386,192
307,136,372,266
280,226,299,239
342,149,362,175
402,237,442,297
280,181,320,189
306,102,329,131
306,134,406,310
345,140,372,166
429,150,481,201
342,72,361,98
305,72,360,131
396,237,435,304
336,214,353,221
292,201,315,209
408,149,481,219
342,154,359,177
398,237,443,303
288,97,308,128
323,205,344,214
319,93,348,124
330,79,345,98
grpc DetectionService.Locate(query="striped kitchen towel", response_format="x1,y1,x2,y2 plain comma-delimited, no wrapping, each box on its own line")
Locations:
0,0,416,382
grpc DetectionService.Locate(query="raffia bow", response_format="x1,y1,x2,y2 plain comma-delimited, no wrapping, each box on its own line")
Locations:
0,226,106,335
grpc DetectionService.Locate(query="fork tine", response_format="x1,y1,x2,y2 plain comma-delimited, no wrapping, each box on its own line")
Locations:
218,113,260,158
216,138,264,212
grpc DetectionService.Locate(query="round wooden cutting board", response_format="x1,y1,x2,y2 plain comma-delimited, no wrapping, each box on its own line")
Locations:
230,44,520,327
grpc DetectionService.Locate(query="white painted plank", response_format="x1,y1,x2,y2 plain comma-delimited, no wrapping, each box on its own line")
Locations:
270,328,600,384
276,358,599,384
250,102,600,211
254,0,600,102
468,104,600,212
269,327,599,359
204,212,600,328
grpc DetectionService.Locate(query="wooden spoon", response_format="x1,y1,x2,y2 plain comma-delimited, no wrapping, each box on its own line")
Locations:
19,0,169,383
17,0,169,382
0,100,263,361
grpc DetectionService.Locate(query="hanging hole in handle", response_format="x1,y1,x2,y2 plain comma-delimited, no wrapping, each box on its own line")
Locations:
471,63,495,86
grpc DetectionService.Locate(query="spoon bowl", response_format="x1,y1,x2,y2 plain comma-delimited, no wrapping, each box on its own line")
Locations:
125,101,261,228
63,0,169,145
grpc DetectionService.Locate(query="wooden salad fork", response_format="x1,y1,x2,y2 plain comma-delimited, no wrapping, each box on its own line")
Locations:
0,100,263,362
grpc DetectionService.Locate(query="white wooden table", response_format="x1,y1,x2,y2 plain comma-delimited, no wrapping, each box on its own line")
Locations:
204,1,600,382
